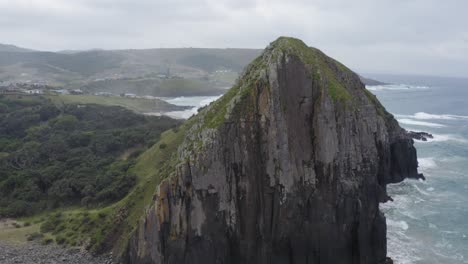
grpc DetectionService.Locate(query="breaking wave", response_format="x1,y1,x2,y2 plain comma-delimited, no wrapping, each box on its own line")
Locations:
366,84,429,91
396,112,468,121
397,119,446,128
146,95,221,119
422,134,467,143
418,157,437,169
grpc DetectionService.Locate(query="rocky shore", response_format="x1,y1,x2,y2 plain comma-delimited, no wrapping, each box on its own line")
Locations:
0,241,113,264
407,131,434,141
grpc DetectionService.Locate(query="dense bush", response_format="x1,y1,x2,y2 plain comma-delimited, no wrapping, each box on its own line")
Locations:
0,95,180,217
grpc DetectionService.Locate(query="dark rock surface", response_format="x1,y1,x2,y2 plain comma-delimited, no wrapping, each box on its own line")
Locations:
407,131,434,142
125,37,421,264
0,241,113,264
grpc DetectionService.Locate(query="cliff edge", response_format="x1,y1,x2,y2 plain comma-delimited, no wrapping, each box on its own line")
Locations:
125,37,421,264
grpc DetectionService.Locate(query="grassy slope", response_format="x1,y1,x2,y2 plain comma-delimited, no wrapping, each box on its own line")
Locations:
83,77,225,97
0,94,184,249
0,120,192,253
46,94,182,113
0,222,40,244
0,37,373,256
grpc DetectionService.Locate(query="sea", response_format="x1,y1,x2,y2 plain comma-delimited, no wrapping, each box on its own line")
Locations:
364,74,468,264
157,74,468,264
150,96,221,119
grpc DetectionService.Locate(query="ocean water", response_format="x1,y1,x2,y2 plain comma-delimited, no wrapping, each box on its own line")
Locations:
368,74,468,264
153,96,221,119
157,75,468,263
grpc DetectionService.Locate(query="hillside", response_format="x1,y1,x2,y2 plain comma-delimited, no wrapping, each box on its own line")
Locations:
0,48,261,96
359,75,388,86
46,94,187,114
0,44,34,53
0,38,417,263
0,95,180,217
0,45,388,97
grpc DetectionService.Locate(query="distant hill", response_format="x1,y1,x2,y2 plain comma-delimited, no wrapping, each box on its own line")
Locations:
0,45,385,95
0,48,261,96
0,43,34,52
359,76,388,86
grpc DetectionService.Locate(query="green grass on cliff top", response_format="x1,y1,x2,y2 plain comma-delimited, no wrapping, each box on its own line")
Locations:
269,37,353,102
197,37,357,130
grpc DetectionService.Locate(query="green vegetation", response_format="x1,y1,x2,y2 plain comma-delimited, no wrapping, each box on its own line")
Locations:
201,84,241,129
177,53,243,72
363,88,393,118
82,77,224,97
211,70,239,85
0,95,180,217
46,94,182,113
0,221,42,244
27,121,190,253
0,47,261,93
269,37,353,103
0,38,374,257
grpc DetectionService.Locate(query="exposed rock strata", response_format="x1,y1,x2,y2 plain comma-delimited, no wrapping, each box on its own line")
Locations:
126,37,421,264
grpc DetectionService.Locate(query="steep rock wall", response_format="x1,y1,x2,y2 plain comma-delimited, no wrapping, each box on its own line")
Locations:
125,37,421,264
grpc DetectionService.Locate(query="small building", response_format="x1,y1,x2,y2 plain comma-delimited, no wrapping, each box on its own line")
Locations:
70,89,84,95
123,93,137,98
50,89,70,95
25,89,43,95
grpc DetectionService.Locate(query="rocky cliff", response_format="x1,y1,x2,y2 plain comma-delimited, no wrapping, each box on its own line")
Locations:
125,37,421,264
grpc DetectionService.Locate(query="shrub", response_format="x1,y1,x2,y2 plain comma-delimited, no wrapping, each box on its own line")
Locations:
40,216,61,233
55,235,66,245
27,232,43,241
97,211,107,218
41,237,54,245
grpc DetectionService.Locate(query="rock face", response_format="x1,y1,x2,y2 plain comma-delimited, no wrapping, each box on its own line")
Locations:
125,37,421,264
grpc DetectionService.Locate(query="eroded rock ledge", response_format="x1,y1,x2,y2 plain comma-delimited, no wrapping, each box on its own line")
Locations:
125,37,421,264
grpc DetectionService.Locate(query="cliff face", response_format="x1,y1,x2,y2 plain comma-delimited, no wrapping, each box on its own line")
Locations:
125,37,421,264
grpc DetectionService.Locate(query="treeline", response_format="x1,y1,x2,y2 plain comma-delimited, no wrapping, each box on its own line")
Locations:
0,95,180,217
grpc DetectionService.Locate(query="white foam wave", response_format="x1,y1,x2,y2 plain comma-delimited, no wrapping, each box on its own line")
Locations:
396,112,468,121
418,157,437,169
422,134,468,143
386,227,422,264
148,95,222,119
398,118,446,128
366,84,429,92
163,95,221,107
412,184,431,196
387,219,409,230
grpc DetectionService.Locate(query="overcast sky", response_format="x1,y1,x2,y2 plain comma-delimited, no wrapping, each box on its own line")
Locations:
1,0,467,77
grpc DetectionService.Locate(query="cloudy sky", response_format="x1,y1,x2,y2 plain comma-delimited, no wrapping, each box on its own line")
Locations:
1,0,467,77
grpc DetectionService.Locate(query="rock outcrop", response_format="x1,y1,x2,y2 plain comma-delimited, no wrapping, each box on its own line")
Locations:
125,37,422,264
407,131,433,142
359,76,388,86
